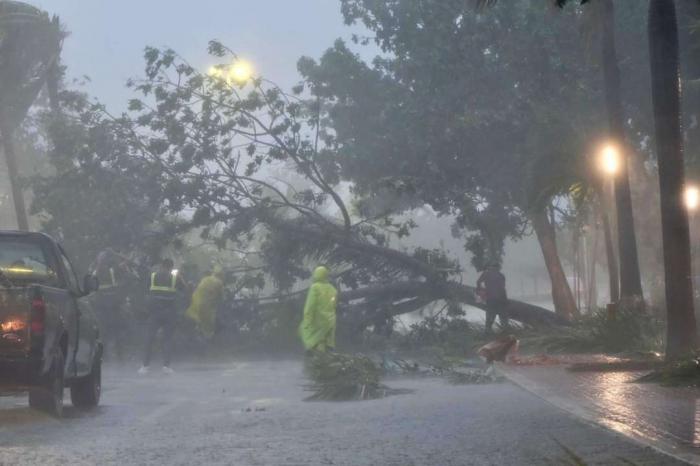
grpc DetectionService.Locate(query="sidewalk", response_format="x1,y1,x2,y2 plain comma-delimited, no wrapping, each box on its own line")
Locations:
499,361,700,464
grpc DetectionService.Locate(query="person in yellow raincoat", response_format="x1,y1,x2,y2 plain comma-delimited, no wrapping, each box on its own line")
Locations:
299,266,338,352
185,266,225,338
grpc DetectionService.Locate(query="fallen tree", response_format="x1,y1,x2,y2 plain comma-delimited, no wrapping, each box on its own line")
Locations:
42,43,567,330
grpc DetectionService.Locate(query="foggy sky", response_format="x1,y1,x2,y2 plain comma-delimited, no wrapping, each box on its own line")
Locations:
36,0,361,110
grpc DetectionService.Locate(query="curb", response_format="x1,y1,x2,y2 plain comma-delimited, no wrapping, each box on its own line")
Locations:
498,364,699,465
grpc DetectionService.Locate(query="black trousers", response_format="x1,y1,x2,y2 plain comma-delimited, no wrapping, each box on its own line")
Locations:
485,300,510,333
142,296,177,367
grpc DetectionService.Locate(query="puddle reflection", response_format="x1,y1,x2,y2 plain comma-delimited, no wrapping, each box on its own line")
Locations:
582,371,700,448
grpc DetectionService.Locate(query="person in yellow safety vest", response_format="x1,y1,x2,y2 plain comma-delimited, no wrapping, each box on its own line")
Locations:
138,258,187,375
185,266,225,339
298,266,338,353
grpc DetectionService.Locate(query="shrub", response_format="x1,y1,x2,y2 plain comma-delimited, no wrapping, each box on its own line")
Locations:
520,305,664,355
395,316,487,357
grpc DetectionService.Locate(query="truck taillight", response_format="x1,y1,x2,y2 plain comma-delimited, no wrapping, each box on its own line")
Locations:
30,297,46,336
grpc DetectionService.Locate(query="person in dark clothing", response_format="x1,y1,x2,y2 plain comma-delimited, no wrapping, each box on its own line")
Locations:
92,248,131,361
476,263,509,334
138,258,187,374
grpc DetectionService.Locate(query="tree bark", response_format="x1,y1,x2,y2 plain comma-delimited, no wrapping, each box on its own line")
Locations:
587,220,599,312
530,207,578,320
342,281,570,328
46,61,61,114
648,0,698,360
601,0,644,301
0,125,29,231
601,208,620,303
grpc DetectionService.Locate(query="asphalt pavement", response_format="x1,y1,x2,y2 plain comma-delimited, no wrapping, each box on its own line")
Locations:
501,363,700,464
0,359,688,465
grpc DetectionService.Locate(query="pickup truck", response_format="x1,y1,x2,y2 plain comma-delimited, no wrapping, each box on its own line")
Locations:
0,231,102,417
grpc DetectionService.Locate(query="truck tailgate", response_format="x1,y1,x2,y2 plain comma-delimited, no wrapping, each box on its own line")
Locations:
0,288,31,354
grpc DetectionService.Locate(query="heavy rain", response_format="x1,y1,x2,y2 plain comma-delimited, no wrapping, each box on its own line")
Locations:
1,0,700,465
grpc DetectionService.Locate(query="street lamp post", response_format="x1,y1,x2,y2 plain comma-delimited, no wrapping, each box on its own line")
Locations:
684,185,699,212
596,143,621,307
685,185,699,291
599,144,620,177
596,142,644,304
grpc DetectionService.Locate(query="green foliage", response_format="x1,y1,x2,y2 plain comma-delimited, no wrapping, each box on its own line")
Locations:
636,355,700,387
30,90,168,268
446,367,504,385
0,1,63,129
302,0,618,266
256,300,303,351
396,316,487,357
520,306,663,354
304,352,384,401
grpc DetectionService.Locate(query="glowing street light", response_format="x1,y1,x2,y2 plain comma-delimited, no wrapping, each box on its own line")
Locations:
598,144,620,177
207,60,254,85
229,59,253,83
685,185,700,211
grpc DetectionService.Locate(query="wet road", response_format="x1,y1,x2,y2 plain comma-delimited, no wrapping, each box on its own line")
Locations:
503,364,700,464
0,359,687,465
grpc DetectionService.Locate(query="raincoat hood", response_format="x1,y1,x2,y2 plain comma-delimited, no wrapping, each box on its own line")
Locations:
312,266,329,283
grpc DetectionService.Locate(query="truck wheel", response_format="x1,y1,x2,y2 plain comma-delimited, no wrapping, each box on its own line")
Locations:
70,356,101,409
29,352,65,418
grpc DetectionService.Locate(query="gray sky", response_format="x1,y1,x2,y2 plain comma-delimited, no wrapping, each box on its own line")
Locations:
36,0,364,110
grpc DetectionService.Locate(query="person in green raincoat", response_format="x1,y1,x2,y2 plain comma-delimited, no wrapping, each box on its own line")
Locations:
185,266,225,339
299,266,338,352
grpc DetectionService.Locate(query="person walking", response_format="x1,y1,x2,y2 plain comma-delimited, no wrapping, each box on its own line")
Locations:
476,263,509,334
299,266,338,353
138,258,187,374
185,266,225,339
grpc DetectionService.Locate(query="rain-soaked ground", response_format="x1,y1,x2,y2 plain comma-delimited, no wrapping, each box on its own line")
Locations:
502,363,700,464
0,359,688,465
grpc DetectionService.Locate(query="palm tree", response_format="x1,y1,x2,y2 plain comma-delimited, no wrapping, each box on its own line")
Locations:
648,0,698,360
0,1,63,230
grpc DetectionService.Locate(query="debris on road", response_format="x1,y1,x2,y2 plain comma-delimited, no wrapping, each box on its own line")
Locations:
636,355,700,387
447,366,504,385
304,352,385,401
477,335,518,363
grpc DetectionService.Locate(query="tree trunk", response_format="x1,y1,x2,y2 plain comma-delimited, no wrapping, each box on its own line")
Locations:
601,208,620,303
648,0,698,360
341,281,570,329
0,125,29,231
601,0,644,301
587,220,599,312
530,207,578,320
46,61,61,114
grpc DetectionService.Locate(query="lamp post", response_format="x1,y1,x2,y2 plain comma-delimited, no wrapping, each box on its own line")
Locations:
598,144,620,178
596,143,621,307
684,185,699,212
685,185,699,287
596,141,644,303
